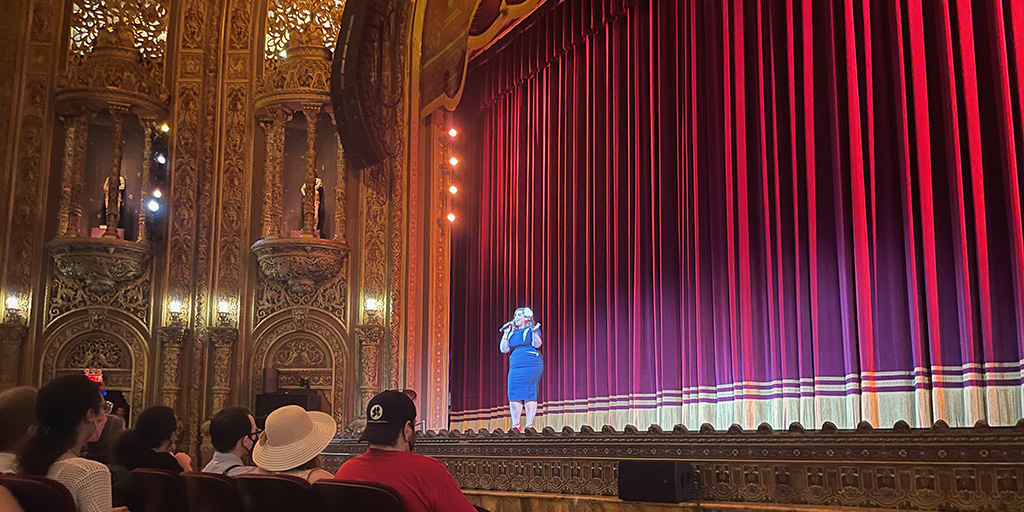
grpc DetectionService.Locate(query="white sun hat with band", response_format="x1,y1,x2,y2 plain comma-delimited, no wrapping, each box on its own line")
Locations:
252,405,337,472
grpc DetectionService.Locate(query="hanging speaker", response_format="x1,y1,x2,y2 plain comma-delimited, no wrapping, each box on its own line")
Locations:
617,460,698,503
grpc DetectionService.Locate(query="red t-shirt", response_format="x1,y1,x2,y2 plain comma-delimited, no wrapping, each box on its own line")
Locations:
333,448,477,512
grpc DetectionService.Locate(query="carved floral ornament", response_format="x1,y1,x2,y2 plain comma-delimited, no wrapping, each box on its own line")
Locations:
46,237,152,295
255,26,333,113
264,0,347,64
56,19,168,117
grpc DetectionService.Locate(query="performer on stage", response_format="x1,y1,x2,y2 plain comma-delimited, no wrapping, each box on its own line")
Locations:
499,307,543,431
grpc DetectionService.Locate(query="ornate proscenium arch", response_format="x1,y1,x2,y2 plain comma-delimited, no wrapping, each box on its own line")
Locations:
250,309,353,427
331,0,404,170
41,308,151,424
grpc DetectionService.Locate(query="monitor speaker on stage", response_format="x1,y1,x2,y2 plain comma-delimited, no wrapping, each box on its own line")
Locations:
262,368,279,394
617,460,698,503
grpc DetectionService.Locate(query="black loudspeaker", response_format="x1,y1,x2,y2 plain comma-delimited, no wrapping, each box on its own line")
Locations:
617,460,698,503
330,0,400,170
262,368,279,394
254,392,325,428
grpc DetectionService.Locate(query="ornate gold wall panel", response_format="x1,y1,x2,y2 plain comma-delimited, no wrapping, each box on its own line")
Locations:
0,0,30,270
324,424,1024,512
41,309,150,424
250,310,352,423
68,0,170,72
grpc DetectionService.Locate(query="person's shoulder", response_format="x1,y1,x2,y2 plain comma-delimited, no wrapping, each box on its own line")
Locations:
56,457,109,473
402,452,449,470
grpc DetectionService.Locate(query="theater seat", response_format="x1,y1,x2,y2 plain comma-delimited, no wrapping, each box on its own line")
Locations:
182,473,243,512
314,480,405,512
235,474,314,512
0,474,76,512
132,468,188,512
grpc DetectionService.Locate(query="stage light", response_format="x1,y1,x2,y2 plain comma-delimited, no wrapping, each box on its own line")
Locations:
147,200,160,212
446,213,456,222
159,123,170,133
152,189,162,199
448,185,458,195
448,128,458,137
5,295,18,310
449,156,459,166
156,154,166,164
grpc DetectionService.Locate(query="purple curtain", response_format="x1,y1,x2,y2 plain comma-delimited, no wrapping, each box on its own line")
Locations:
450,0,1024,431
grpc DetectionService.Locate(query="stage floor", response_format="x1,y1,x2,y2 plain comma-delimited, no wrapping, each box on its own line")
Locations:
464,491,926,512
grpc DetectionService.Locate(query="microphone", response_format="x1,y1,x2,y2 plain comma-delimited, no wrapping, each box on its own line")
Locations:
498,321,513,333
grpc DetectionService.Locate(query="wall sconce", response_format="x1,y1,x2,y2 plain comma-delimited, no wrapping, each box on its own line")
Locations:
217,299,235,327
4,294,24,325
363,297,382,325
167,299,183,325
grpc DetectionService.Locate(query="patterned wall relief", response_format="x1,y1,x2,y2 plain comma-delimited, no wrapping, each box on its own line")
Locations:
45,271,151,328
250,311,352,425
263,0,346,64
42,309,150,424
253,256,349,329
69,0,170,74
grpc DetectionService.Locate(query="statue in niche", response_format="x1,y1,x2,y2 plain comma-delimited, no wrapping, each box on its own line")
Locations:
101,176,127,230
300,177,325,237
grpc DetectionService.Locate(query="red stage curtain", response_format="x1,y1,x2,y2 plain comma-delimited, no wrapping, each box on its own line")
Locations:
450,0,1024,431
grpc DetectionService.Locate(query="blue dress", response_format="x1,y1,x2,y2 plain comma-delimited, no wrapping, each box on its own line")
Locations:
506,327,544,401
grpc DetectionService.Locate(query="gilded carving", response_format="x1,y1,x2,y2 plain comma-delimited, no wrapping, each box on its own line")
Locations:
251,238,348,296
0,325,29,390
158,326,187,413
253,260,349,328
263,0,346,62
251,313,350,426
46,237,152,295
354,324,383,413
43,312,149,424
68,0,170,73
209,327,238,415
273,338,327,367
258,106,291,238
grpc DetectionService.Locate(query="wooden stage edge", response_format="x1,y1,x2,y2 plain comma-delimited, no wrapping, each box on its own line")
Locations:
464,491,932,512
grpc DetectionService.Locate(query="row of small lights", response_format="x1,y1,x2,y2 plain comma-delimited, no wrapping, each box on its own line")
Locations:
446,127,459,223
145,122,172,214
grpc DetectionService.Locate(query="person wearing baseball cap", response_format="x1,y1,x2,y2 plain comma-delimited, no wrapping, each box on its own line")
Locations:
334,391,477,512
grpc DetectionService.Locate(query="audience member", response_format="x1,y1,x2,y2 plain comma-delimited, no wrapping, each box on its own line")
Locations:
203,406,258,476
17,374,113,512
113,406,191,472
251,405,334,483
334,391,477,512
0,485,25,512
84,414,125,465
0,387,37,473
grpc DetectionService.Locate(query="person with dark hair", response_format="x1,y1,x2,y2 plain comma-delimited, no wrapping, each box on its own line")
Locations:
84,414,125,465
17,374,115,512
202,406,258,476
112,406,191,473
0,386,38,473
334,391,477,512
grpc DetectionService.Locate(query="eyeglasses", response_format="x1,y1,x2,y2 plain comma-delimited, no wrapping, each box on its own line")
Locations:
102,401,114,415
247,428,263,443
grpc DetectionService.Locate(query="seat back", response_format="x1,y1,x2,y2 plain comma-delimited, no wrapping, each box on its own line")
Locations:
235,474,314,512
0,474,76,512
314,480,405,512
182,472,243,512
131,468,188,512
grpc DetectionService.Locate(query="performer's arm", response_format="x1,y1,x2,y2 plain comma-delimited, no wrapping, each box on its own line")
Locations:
499,330,511,353
531,324,543,348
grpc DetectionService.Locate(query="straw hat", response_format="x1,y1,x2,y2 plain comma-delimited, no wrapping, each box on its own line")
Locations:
252,405,336,472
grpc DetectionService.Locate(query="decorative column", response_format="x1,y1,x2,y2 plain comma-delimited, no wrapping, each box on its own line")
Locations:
104,105,129,238
301,104,321,237
354,324,384,414
208,326,238,414
57,109,92,237
330,114,347,244
259,106,291,239
137,116,156,244
0,314,27,390
157,325,188,413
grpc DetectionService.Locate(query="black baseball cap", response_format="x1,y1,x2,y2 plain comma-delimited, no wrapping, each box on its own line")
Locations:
360,390,417,444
